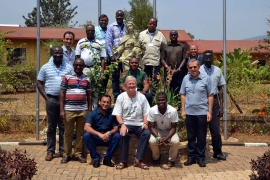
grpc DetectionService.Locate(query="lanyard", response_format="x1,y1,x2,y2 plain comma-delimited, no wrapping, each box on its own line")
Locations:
76,77,83,88
149,34,154,43
51,61,63,76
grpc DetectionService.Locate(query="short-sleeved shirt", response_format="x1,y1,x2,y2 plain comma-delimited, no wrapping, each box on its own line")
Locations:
37,61,73,96
139,30,167,66
162,42,187,69
120,69,149,91
49,45,76,67
148,104,179,134
86,108,118,134
106,21,126,57
199,65,226,95
180,72,214,115
75,38,106,66
112,91,150,126
60,73,91,111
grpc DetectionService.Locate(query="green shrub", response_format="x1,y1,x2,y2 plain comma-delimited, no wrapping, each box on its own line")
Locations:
0,61,36,92
0,115,11,132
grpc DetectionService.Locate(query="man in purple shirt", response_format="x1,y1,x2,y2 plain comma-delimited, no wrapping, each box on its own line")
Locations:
106,10,126,103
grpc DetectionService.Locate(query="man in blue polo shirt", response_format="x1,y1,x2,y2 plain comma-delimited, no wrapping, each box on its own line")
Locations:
83,95,120,168
200,50,226,161
180,59,214,167
37,46,73,161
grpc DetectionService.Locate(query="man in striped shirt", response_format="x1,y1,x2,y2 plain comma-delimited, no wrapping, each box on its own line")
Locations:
59,58,92,164
37,46,73,161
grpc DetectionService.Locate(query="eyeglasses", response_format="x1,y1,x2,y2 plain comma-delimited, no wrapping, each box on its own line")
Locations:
188,66,198,69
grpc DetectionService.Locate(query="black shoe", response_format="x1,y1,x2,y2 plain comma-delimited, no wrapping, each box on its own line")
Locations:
152,155,162,166
197,159,206,167
213,153,226,160
76,156,87,163
93,160,100,168
60,155,70,164
184,159,196,166
103,160,115,167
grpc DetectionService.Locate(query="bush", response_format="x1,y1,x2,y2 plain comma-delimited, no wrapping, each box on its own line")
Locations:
0,148,37,180
249,149,270,180
0,61,36,92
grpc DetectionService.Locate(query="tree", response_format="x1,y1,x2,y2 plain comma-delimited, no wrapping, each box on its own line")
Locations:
257,17,270,59
22,0,78,27
187,32,195,39
125,0,154,31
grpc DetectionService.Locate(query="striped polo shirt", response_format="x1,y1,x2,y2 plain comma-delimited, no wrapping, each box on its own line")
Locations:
37,61,73,96
60,73,91,111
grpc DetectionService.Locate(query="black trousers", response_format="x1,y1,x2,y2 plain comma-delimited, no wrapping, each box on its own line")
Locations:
186,115,208,161
209,96,223,155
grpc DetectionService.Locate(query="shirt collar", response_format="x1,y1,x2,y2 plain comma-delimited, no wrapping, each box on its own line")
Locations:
188,72,203,80
112,21,126,27
153,105,169,115
146,30,157,35
168,42,181,46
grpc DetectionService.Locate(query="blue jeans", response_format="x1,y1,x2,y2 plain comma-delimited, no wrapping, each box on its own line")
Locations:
83,132,120,161
144,65,160,97
112,62,123,102
186,115,208,161
209,96,223,155
119,125,150,162
46,97,64,154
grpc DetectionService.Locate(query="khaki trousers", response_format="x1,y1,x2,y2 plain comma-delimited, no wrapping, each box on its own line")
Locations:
63,110,87,157
149,132,180,162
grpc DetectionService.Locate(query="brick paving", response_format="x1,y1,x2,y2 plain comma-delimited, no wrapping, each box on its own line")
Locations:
1,145,269,180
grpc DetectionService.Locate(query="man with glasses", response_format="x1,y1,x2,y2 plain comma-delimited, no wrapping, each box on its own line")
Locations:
161,30,187,94
76,24,106,109
37,46,73,161
180,59,214,167
200,50,226,161
59,58,92,164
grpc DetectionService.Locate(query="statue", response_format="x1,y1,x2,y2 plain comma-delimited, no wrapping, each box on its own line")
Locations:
113,19,144,71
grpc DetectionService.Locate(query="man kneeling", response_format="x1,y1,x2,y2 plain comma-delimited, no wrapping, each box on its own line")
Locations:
148,92,180,167
83,95,120,168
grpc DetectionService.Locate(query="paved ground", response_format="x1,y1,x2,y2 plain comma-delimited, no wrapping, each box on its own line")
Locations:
1,145,269,180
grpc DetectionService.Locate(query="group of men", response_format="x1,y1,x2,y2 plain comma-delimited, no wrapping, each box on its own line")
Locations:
37,9,227,169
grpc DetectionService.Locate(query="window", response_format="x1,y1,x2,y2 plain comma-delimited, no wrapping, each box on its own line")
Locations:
7,48,26,65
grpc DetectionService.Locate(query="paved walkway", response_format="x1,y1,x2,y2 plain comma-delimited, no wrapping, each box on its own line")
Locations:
1,145,268,180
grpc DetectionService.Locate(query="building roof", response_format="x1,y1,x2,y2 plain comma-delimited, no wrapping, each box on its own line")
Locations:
187,40,268,54
0,26,193,42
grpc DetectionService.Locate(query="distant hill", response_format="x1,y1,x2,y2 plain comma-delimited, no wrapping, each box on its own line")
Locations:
244,35,268,40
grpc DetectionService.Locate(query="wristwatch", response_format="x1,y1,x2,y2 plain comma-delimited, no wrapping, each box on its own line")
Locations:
107,131,111,136
208,110,213,113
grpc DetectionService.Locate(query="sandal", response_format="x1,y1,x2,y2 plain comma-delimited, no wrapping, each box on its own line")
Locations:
168,161,175,167
116,162,127,170
134,159,149,170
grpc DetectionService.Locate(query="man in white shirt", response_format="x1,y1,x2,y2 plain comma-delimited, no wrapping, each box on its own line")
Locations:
148,92,179,167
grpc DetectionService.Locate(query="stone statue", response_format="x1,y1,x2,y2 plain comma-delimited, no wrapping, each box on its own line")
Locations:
113,19,144,71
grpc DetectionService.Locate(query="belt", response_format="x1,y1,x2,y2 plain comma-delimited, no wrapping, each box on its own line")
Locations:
214,94,218,98
47,94,59,98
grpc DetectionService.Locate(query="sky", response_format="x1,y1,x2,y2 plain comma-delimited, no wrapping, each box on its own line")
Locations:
0,0,269,40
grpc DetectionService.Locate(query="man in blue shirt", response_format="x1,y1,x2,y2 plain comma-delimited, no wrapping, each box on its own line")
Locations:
37,46,73,161
106,10,126,102
95,14,110,89
83,95,120,168
180,59,214,167
200,50,226,161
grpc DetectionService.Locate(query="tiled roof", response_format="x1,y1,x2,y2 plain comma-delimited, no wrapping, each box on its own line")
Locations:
187,40,268,54
0,26,192,42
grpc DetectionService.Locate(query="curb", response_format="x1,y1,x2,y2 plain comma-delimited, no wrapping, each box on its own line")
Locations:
0,142,269,147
